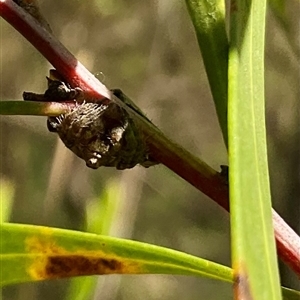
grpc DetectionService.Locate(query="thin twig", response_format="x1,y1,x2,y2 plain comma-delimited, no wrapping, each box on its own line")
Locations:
0,100,75,115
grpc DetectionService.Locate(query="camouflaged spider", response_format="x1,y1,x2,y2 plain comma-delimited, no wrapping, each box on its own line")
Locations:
23,72,157,170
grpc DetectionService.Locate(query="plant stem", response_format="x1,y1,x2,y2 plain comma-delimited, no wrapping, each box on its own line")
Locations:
0,0,111,101
0,101,75,115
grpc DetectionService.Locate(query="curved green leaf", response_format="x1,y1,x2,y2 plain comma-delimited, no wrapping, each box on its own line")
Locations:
1,223,299,299
0,223,232,286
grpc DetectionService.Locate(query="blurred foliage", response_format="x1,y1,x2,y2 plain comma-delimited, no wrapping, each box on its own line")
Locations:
0,0,299,299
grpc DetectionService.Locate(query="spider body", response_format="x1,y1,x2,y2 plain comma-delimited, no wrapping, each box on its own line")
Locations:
45,78,156,169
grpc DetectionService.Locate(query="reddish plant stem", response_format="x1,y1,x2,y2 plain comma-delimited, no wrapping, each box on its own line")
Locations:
273,211,300,275
136,117,230,210
1,0,299,277
0,0,111,101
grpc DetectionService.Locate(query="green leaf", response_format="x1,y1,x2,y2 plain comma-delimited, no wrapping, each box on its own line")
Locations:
282,288,300,300
185,0,229,145
0,179,14,223
228,0,282,299
1,223,298,299
0,223,232,286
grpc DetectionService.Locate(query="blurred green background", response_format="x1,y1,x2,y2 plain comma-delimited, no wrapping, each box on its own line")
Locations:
0,1,299,299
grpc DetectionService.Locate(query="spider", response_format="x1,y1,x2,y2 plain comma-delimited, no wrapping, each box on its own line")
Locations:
24,72,157,170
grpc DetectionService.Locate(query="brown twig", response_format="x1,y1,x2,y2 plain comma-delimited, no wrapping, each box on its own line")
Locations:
0,0,299,277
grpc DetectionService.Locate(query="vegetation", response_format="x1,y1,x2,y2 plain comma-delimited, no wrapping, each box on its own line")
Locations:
0,0,299,299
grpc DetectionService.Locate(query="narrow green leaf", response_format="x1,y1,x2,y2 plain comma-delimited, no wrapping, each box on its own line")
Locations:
185,0,229,145
86,179,123,236
282,288,300,300
0,223,232,286
1,223,298,299
228,0,281,299
0,179,14,223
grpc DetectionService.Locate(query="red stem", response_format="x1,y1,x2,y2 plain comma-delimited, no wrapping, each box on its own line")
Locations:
273,211,300,275
1,0,299,277
0,0,111,101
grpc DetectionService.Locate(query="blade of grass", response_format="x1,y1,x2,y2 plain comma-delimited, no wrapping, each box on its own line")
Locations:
0,178,14,223
185,0,228,145
1,223,299,300
282,288,300,300
228,0,281,299
0,222,233,286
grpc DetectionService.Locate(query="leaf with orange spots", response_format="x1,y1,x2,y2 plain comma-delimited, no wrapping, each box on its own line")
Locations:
1,222,232,285
1,223,299,300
